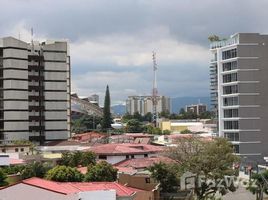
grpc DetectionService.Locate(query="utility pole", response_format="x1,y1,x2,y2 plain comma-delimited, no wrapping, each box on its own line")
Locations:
152,51,158,127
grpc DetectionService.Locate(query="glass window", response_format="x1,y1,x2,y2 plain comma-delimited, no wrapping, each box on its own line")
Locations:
222,49,237,60
224,121,239,129
222,61,237,71
233,144,239,153
223,73,237,83
223,97,238,106
223,85,238,94
224,132,239,141
224,109,238,118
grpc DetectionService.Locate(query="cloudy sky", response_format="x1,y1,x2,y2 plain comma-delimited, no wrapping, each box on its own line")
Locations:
1,0,268,105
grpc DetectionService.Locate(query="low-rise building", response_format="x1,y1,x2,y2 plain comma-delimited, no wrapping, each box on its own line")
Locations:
185,103,207,115
0,177,139,200
88,143,163,164
160,119,214,133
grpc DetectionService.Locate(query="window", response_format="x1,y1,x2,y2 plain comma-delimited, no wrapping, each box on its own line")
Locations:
224,121,239,130
1,148,5,153
222,49,237,60
223,73,237,83
131,155,135,159
145,178,151,183
15,148,19,152
20,148,24,152
223,97,238,106
233,144,239,153
224,109,238,118
224,132,239,141
223,85,238,94
126,155,130,159
144,154,148,158
222,61,237,71
98,155,107,160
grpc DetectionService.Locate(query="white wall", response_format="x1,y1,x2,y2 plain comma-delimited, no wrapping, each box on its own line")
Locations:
0,183,75,200
78,190,116,200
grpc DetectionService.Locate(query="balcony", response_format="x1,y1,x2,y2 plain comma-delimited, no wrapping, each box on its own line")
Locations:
29,106,44,111
29,96,44,101
29,135,45,142
28,75,44,81
29,86,44,91
28,55,44,61
28,65,44,71
29,116,45,121
29,126,45,131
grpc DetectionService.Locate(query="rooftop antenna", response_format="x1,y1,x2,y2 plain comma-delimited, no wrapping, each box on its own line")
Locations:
30,27,34,52
152,51,158,127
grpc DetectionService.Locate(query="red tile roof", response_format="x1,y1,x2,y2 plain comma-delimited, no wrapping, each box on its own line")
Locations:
88,143,163,156
115,166,137,174
72,132,106,142
22,177,137,197
114,156,176,169
9,158,25,165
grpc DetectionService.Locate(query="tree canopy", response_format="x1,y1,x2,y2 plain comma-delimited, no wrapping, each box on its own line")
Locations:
0,168,8,187
21,162,52,180
46,165,83,182
60,151,96,167
151,137,239,200
247,170,268,200
84,161,118,182
102,85,112,130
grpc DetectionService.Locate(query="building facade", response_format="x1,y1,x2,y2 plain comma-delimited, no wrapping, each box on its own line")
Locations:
126,95,171,116
0,37,71,144
185,103,207,115
210,33,268,163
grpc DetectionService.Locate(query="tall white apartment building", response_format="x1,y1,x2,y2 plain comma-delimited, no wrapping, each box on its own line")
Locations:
126,95,171,116
0,37,71,144
210,33,268,164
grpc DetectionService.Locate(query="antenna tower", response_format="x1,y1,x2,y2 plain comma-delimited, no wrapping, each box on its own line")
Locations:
152,51,158,127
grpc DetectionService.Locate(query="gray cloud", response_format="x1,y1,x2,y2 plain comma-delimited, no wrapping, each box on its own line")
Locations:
1,0,268,104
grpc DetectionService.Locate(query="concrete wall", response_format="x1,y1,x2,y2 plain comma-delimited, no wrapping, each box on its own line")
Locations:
0,183,76,200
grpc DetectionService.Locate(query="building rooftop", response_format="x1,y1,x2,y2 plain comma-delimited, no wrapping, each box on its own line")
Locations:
20,177,138,197
114,156,176,169
88,143,163,156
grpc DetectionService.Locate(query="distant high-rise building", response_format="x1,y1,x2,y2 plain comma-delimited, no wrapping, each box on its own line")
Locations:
186,104,207,115
0,37,71,144
210,33,268,163
126,96,171,116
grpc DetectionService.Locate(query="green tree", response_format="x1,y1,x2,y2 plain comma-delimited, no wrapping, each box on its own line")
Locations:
102,85,112,130
166,137,239,200
199,111,213,119
46,165,83,182
180,129,192,134
149,162,180,193
162,129,171,135
247,170,268,200
60,151,96,167
0,168,8,186
72,115,103,133
179,108,186,115
133,111,143,121
208,35,220,42
125,119,144,133
21,162,52,179
84,161,117,182
143,112,153,122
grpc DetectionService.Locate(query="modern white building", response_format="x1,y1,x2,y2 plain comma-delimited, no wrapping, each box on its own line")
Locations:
0,37,71,144
126,95,171,116
210,33,268,164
